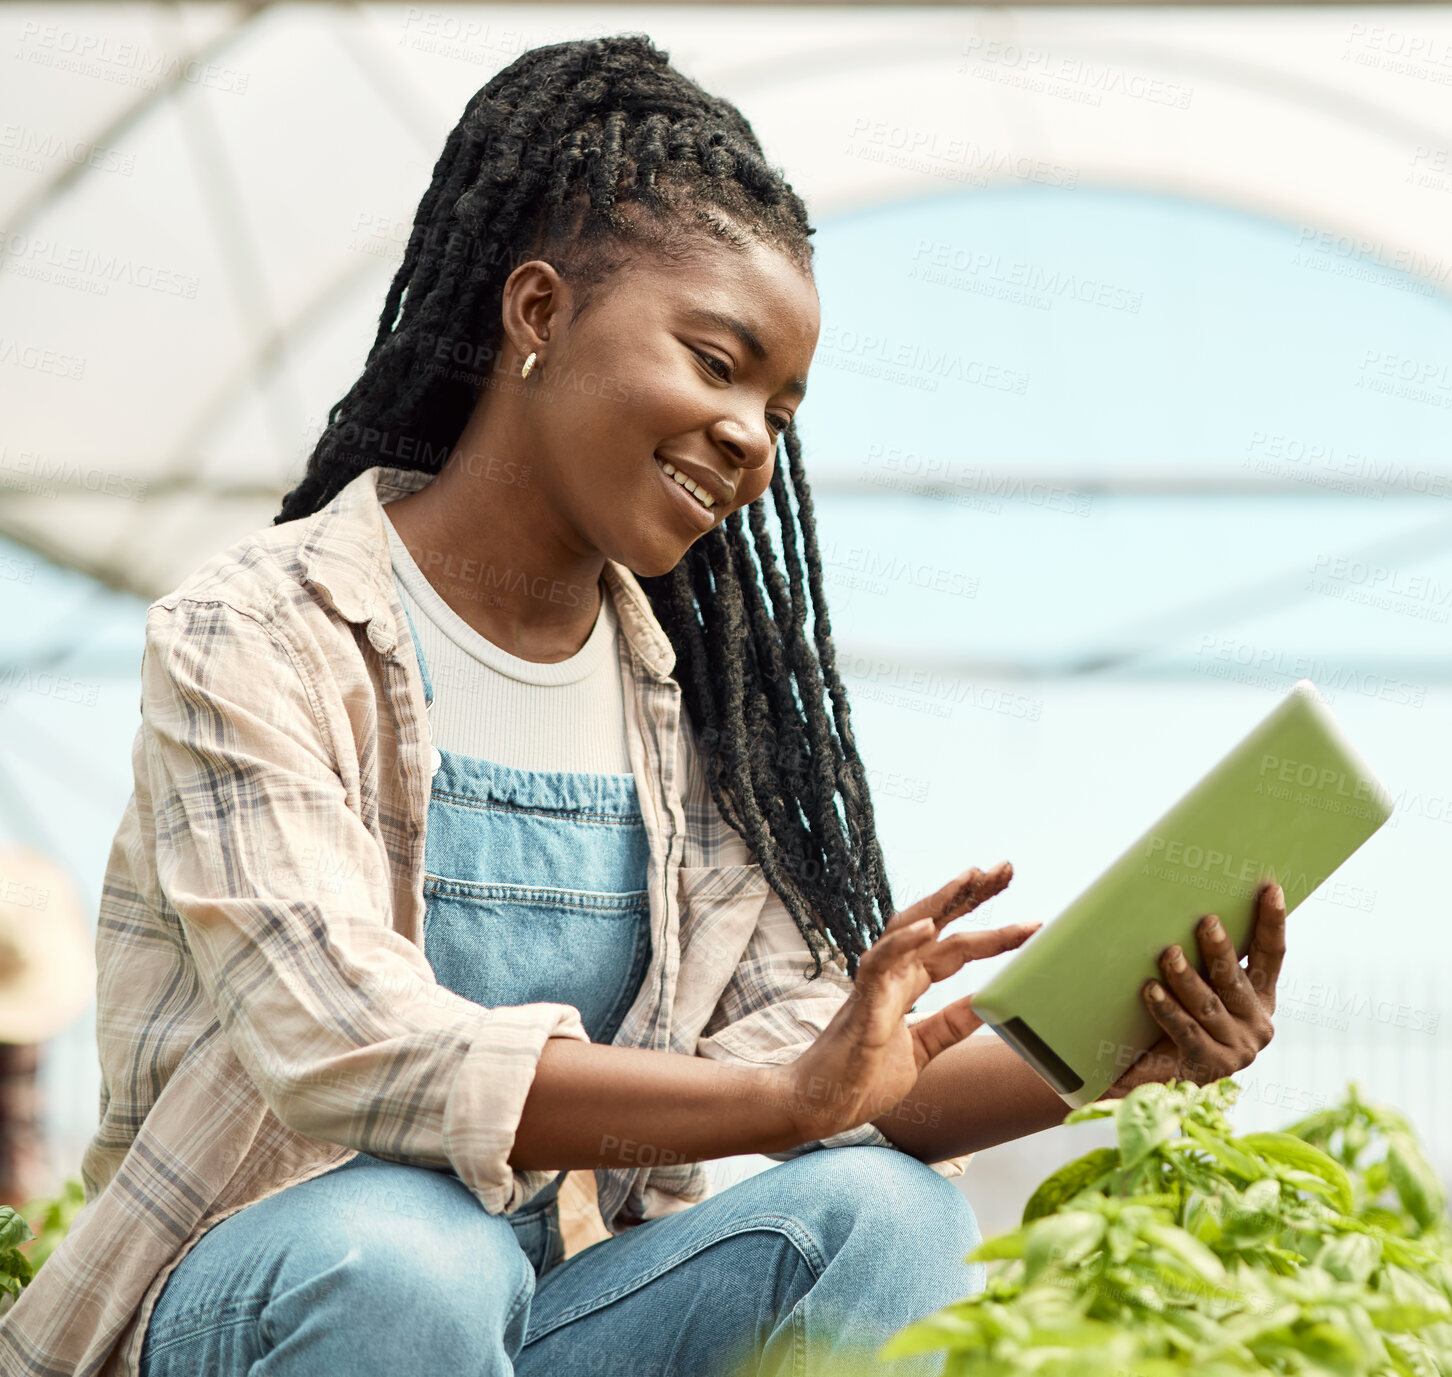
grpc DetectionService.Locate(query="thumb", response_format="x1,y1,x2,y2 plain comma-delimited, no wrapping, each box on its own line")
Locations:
910,992,984,1069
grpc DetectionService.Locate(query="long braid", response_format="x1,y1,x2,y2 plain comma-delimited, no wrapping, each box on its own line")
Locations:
277,34,894,979
782,427,898,949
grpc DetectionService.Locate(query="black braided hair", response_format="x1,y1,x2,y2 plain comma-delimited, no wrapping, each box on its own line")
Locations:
276,34,895,979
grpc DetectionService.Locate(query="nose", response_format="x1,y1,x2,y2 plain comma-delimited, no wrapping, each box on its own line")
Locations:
707,412,777,474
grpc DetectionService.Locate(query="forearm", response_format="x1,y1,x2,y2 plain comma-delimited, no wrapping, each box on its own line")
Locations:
868,1032,1072,1159
509,1037,803,1170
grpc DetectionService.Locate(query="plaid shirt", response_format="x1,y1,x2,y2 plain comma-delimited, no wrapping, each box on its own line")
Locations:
0,464,971,1377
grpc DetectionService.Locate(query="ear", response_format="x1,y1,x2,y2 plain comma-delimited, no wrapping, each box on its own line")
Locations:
499,259,569,371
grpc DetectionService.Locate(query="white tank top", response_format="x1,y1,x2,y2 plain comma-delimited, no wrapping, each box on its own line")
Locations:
383,508,633,774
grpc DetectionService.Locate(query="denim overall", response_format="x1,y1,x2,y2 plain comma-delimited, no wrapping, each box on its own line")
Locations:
401,599,653,1275
137,598,990,1377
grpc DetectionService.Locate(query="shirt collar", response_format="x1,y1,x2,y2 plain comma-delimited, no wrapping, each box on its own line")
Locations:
295,464,679,681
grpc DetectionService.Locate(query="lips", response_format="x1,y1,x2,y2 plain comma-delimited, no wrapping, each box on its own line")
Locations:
655,454,735,508
654,457,718,532
657,459,717,510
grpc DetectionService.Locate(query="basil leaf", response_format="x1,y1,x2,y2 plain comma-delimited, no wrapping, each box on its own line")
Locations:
1023,1148,1122,1225
878,1309,985,1358
1386,1135,1447,1232
1141,1221,1229,1284
969,1230,1026,1262
0,1209,34,1253
1317,1231,1381,1284
1118,1084,1178,1169
1024,1211,1106,1281
1237,1132,1355,1214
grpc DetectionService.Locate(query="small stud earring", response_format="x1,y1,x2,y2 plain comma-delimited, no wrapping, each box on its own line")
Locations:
520,352,537,380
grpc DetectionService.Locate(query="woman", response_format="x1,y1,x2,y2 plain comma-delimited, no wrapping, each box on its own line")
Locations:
0,33,1286,1377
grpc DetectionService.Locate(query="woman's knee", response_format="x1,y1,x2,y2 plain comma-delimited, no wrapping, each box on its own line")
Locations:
769,1145,984,1261
732,1146,988,1361
147,1159,538,1373
265,1159,536,1348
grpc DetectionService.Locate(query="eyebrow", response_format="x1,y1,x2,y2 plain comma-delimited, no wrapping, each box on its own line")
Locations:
682,307,808,401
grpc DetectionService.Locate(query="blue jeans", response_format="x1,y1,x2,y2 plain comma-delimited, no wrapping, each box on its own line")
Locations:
140,1142,986,1377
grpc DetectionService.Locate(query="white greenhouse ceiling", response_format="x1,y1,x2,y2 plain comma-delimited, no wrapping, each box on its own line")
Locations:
2,3,1451,600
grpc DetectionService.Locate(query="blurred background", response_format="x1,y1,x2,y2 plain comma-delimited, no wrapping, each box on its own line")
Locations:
0,2,1448,1239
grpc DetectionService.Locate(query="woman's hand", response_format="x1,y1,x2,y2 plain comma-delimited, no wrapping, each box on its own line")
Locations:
776,861,1037,1144
1100,881,1287,1100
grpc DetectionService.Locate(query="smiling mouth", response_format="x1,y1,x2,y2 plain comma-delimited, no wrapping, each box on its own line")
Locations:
656,459,717,510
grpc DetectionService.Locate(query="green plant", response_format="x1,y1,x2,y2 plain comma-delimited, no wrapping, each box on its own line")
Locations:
0,1177,86,1302
882,1079,1452,1377
0,1207,35,1301
18,1177,85,1274
1282,1085,1451,1247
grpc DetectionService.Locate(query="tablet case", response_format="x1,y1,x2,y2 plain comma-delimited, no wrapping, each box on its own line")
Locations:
968,679,1394,1107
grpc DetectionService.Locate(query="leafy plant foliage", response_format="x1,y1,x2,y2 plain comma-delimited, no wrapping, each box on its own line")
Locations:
882,1080,1452,1377
0,1177,85,1306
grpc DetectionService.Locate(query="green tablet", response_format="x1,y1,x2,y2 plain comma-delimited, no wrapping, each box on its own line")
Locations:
969,679,1394,1107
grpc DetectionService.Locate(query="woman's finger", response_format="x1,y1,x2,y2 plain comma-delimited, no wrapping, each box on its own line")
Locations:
862,916,939,971
1245,882,1287,1013
882,862,1013,936
847,921,937,1036
908,991,984,1065
857,918,942,1007
1155,942,1238,1044
919,922,1041,980
1191,912,1263,1022
1141,978,1223,1076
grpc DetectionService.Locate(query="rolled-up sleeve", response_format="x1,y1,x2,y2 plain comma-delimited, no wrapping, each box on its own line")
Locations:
143,597,589,1215
695,887,974,1178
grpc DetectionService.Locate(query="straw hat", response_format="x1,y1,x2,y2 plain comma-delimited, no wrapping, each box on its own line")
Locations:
0,846,94,1044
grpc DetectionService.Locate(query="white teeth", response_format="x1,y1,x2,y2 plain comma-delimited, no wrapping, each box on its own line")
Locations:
659,460,716,509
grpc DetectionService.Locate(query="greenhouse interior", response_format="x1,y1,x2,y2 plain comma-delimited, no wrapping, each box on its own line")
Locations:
0,2,1450,1370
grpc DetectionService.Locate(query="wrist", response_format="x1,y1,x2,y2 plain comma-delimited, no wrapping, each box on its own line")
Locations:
745,1064,813,1154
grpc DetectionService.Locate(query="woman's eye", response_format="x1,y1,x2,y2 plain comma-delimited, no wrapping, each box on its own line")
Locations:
695,349,731,381
694,348,791,434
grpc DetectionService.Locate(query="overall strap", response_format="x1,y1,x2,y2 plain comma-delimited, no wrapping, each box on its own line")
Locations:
398,596,434,711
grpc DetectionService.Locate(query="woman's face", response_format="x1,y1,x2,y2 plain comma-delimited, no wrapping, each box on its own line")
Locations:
501,239,820,579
